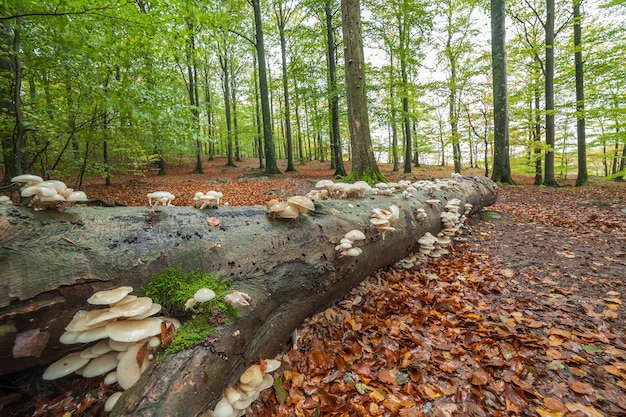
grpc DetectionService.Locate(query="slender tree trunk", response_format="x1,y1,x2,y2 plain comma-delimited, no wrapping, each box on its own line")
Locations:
544,0,558,186
326,0,346,177
277,15,295,172
220,56,235,168
204,70,215,162
490,0,514,184
340,0,384,182
253,54,264,170
573,0,588,186
399,19,412,174
232,82,241,163
389,51,399,172
252,0,280,174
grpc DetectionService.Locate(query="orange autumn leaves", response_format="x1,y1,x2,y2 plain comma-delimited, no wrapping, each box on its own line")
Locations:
250,248,625,417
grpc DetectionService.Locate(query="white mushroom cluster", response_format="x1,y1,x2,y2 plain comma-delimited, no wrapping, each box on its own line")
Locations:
12,174,88,211
306,179,371,200
147,191,175,209
370,205,400,239
334,229,366,257
202,359,281,417
193,190,224,209
42,286,178,412
371,180,412,196
415,198,473,259
266,196,315,219
0,195,12,204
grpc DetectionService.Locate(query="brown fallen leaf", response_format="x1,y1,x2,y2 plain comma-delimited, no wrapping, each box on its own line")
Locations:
544,397,567,412
569,380,594,395
565,402,605,417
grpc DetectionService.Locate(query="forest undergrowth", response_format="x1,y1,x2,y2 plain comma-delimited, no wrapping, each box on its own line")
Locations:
2,158,625,417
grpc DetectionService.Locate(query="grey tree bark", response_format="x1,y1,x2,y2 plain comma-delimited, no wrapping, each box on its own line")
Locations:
0,177,498,416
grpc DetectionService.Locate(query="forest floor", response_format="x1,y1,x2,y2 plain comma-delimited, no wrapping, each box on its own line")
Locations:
3,158,626,416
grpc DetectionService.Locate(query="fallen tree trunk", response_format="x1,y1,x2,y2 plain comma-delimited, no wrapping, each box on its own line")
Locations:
0,176,498,416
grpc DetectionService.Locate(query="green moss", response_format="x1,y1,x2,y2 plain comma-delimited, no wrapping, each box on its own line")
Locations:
142,267,238,358
346,166,388,185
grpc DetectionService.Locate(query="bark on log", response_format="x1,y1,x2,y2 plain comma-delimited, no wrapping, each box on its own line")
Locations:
0,176,498,416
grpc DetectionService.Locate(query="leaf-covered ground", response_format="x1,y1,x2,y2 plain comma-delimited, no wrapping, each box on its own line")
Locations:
2,158,625,416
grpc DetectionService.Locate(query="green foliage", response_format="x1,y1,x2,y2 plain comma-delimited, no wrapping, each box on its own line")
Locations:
142,267,238,357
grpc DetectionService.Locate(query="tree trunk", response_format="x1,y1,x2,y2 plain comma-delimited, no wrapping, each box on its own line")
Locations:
544,0,558,186
340,0,384,183
277,12,295,172
573,0,588,187
252,0,281,175
325,0,346,177
490,0,514,184
0,177,498,416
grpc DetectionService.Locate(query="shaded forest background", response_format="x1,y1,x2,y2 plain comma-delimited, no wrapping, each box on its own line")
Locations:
1,0,625,188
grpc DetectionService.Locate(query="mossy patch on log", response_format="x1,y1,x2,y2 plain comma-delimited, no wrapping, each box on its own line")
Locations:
141,267,237,357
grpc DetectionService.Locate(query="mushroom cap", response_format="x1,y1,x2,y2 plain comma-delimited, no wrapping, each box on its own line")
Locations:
87,286,134,305
38,193,65,202
42,352,90,380
344,247,362,257
375,182,389,189
147,191,175,199
116,342,151,390
109,297,153,317
388,205,400,221
265,199,280,210
263,359,281,373
80,340,113,358
418,233,437,245
206,190,223,198
276,203,300,219
344,229,366,241
224,386,241,403
212,397,234,417
335,242,353,251
287,195,315,212
129,302,162,320
370,217,390,227
75,326,109,343
315,179,334,188
104,391,123,412
339,237,354,245
104,371,118,385
0,195,11,204
106,317,163,342
81,351,119,378
193,288,216,303
67,191,88,202
372,208,392,220
11,174,43,185
240,364,263,387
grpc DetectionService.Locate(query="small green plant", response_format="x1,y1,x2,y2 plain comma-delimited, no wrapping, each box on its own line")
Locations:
142,267,238,358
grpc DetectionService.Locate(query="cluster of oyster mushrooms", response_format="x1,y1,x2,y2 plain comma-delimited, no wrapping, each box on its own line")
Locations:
370,205,400,239
265,195,315,219
334,229,366,257
201,359,281,417
307,179,372,200
193,190,225,209
42,286,178,412
11,174,88,211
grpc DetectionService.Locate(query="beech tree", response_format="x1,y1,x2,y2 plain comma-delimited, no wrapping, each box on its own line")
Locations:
340,0,385,182
490,0,514,184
